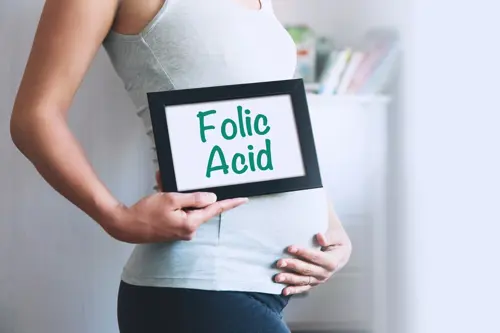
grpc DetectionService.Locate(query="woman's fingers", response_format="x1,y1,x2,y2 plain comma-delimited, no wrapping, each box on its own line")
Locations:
285,245,337,272
282,284,312,296
275,232,352,295
316,232,331,248
168,192,217,209
276,258,331,280
155,170,162,192
274,272,321,286
186,197,249,227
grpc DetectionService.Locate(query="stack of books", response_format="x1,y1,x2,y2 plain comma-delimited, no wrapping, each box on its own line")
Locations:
316,29,400,96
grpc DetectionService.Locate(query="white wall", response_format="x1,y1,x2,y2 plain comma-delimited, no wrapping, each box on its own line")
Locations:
0,2,152,333
399,0,500,332
272,0,402,47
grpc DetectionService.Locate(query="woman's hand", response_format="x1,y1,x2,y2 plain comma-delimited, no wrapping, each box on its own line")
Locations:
106,192,248,244
274,230,352,296
104,171,248,244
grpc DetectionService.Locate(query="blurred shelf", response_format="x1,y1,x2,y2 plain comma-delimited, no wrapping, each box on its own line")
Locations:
305,83,391,104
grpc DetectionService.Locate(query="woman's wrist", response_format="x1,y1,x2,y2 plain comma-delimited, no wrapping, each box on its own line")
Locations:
90,193,130,235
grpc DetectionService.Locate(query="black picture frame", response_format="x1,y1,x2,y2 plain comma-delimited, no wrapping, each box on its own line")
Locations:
147,78,323,201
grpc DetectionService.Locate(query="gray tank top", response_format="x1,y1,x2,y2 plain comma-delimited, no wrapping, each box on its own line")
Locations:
103,0,329,294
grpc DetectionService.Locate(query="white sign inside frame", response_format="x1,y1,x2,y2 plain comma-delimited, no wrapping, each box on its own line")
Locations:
166,95,305,191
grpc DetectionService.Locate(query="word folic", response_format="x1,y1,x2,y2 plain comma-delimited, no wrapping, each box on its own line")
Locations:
197,106,274,178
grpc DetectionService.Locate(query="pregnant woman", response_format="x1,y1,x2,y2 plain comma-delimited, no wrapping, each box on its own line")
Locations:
10,0,352,332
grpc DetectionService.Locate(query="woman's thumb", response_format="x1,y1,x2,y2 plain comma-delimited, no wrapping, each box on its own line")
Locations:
316,233,329,247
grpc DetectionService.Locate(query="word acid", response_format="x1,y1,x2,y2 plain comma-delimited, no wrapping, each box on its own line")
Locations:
196,106,274,178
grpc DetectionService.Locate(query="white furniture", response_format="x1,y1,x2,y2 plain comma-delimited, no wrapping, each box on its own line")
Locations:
283,93,391,333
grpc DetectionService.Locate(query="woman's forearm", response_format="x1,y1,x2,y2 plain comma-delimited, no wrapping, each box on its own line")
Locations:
9,0,124,231
10,111,124,230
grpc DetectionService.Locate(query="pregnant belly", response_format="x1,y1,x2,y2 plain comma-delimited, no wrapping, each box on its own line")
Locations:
216,188,329,275
121,188,329,292
220,188,329,250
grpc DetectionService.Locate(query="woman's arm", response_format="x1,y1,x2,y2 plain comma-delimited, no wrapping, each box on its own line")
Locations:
10,0,247,243
10,0,123,228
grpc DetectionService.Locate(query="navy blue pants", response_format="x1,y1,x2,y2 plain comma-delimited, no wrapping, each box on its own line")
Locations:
117,281,292,333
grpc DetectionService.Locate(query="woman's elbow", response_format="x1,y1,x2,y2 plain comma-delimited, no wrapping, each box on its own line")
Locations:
9,109,37,156
10,111,25,149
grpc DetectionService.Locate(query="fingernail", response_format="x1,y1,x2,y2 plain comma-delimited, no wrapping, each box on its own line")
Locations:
289,246,297,254
204,193,217,203
276,275,284,282
283,289,289,296
278,260,287,268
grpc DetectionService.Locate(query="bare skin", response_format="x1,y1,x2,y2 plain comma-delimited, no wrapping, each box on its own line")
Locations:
11,0,351,294
9,0,248,244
